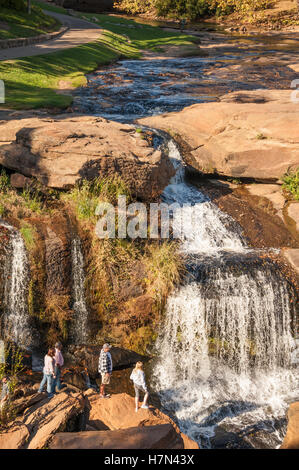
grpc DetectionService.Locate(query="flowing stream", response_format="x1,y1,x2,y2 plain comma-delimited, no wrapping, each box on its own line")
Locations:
152,141,298,449
0,221,33,350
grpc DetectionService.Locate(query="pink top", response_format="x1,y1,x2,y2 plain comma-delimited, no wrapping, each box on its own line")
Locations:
55,349,64,367
44,355,55,375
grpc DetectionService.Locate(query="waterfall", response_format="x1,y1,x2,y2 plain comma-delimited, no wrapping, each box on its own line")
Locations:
0,221,33,349
153,140,298,448
70,237,89,344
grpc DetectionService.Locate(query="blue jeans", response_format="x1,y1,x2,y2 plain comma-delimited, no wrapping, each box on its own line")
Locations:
52,366,61,392
39,373,54,395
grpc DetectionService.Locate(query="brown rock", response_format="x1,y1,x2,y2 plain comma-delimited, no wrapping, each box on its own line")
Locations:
283,249,299,274
0,391,86,449
0,117,175,200
0,425,30,449
66,345,149,377
281,402,299,449
140,90,299,182
50,424,183,449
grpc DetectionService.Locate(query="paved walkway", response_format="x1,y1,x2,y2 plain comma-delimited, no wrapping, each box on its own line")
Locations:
0,11,102,61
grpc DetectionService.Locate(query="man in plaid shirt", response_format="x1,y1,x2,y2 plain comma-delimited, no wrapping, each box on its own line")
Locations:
99,343,113,398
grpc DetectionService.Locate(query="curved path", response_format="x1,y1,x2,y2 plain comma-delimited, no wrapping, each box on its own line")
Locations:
0,11,102,61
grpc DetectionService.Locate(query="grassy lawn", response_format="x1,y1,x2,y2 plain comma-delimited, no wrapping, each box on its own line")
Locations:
0,6,61,40
0,4,199,110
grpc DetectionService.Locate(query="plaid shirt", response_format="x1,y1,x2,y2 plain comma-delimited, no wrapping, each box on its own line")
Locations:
99,350,113,374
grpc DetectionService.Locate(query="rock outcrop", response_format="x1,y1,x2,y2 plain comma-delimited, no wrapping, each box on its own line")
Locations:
281,402,299,449
140,89,299,182
86,392,199,449
65,345,149,378
0,390,87,449
0,116,175,200
50,424,183,449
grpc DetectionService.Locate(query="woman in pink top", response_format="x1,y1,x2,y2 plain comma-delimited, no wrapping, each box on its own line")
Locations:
38,348,56,398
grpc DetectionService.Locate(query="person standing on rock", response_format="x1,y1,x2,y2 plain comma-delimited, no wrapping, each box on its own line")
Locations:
38,348,56,398
0,376,11,413
130,361,149,412
98,343,113,398
52,342,64,394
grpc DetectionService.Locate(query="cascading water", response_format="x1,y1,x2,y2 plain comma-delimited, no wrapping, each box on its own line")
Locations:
70,237,89,344
153,140,298,449
0,221,33,349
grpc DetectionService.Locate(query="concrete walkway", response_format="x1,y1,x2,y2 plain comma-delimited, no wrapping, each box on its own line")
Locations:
0,11,102,61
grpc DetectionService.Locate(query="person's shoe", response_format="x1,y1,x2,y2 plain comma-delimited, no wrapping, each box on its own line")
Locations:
141,404,149,409
135,407,139,412
99,394,110,399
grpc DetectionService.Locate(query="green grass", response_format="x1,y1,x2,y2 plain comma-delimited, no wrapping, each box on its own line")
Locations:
0,7,199,109
0,6,61,39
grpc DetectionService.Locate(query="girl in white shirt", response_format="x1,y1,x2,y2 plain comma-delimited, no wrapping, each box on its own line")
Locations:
130,361,149,412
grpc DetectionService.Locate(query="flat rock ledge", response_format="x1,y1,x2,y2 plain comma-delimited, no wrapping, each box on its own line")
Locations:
140,89,299,182
281,402,299,449
0,115,175,200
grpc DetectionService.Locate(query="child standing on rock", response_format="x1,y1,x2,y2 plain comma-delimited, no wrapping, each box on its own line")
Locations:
130,361,149,412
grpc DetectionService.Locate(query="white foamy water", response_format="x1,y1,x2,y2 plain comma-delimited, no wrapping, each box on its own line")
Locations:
70,237,89,344
0,221,33,349
153,140,298,448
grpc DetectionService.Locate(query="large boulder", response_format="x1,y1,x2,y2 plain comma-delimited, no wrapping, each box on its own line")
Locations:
86,392,199,449
50,424,183,449
281,402,299,449
140,89,299,182
0,116,175,200
0,390,87,449
65,345,149,377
